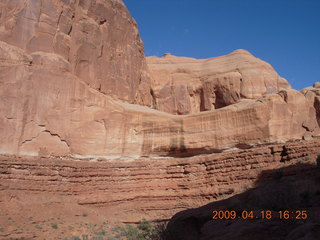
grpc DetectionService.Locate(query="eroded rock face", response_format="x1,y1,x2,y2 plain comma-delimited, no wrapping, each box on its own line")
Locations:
0,140,319,238
0,0,152,105
147,50,291,115
301,83,320,128
0,1,320,239
164,156,320,240
0,0,318,159
0,0,153,157
0,39,318,157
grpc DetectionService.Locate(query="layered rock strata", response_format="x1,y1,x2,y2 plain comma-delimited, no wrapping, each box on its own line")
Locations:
0,139,319,238
165,162,320,240
0,1,319,239
0,0,318,158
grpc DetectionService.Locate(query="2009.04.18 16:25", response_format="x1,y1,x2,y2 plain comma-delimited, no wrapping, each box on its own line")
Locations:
212,210,308,220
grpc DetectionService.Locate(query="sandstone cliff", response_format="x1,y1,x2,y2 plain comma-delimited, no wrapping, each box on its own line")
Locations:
0,0,319,159
0,0,152,105
0,0,320,239
301,82,320,128
147,50,291,115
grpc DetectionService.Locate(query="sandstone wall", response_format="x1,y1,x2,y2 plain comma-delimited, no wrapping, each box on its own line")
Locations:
0,139,319,237
0,0,152,105
301,83,320,128
0,39,318,157
0,0,318,159
147,50,291,115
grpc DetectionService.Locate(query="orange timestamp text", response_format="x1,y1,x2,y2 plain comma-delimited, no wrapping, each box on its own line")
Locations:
212,210,308,220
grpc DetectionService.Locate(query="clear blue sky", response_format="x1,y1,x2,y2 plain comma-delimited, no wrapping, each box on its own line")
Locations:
123,0,320,90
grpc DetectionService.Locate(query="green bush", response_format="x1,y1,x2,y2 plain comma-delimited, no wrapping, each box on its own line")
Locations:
94,230,108,236
35,225,42,230
51,223,58,229
71,236,81,240
111,219,168,240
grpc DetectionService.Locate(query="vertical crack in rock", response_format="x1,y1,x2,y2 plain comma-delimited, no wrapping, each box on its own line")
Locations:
280,145,290,162
17,99,31,151
57,10,63,27
67,22,73,36
150,88,157,108
314,97,320,126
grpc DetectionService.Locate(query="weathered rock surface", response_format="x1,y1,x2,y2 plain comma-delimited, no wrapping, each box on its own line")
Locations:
0,0,152,105
301,84,320,128
0,2,320,239
165,160,320,240
0,41,318,158
147,50,291,115
0,0,153,157
0,0,319,159
0,139,319,238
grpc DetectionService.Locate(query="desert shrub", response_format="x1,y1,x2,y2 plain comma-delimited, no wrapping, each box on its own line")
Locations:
81,235,89,240
71,236,81,240
51,223,58,229
35,225,42,230
149,221,171,240
64,236,89,240
91,237,105,240
111,219,170,240
117,220,153,240
112,225,126,237
303,156,311,161
94,230,108,236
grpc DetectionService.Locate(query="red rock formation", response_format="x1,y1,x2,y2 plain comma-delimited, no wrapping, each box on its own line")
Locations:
0,40,317,157
0,1,320,239
301,82,320,128
0,0,152,105
0,139,319,238
147,50,291,115
165,161,320,240
0,0,318,159
0,0,154,157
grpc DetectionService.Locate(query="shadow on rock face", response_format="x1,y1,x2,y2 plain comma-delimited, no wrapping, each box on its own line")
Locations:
163,162,320,240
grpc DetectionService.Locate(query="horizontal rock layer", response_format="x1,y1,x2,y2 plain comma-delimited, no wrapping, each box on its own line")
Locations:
0,139,319,238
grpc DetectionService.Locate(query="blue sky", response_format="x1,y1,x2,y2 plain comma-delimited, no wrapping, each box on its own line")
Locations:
123,0,320,90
